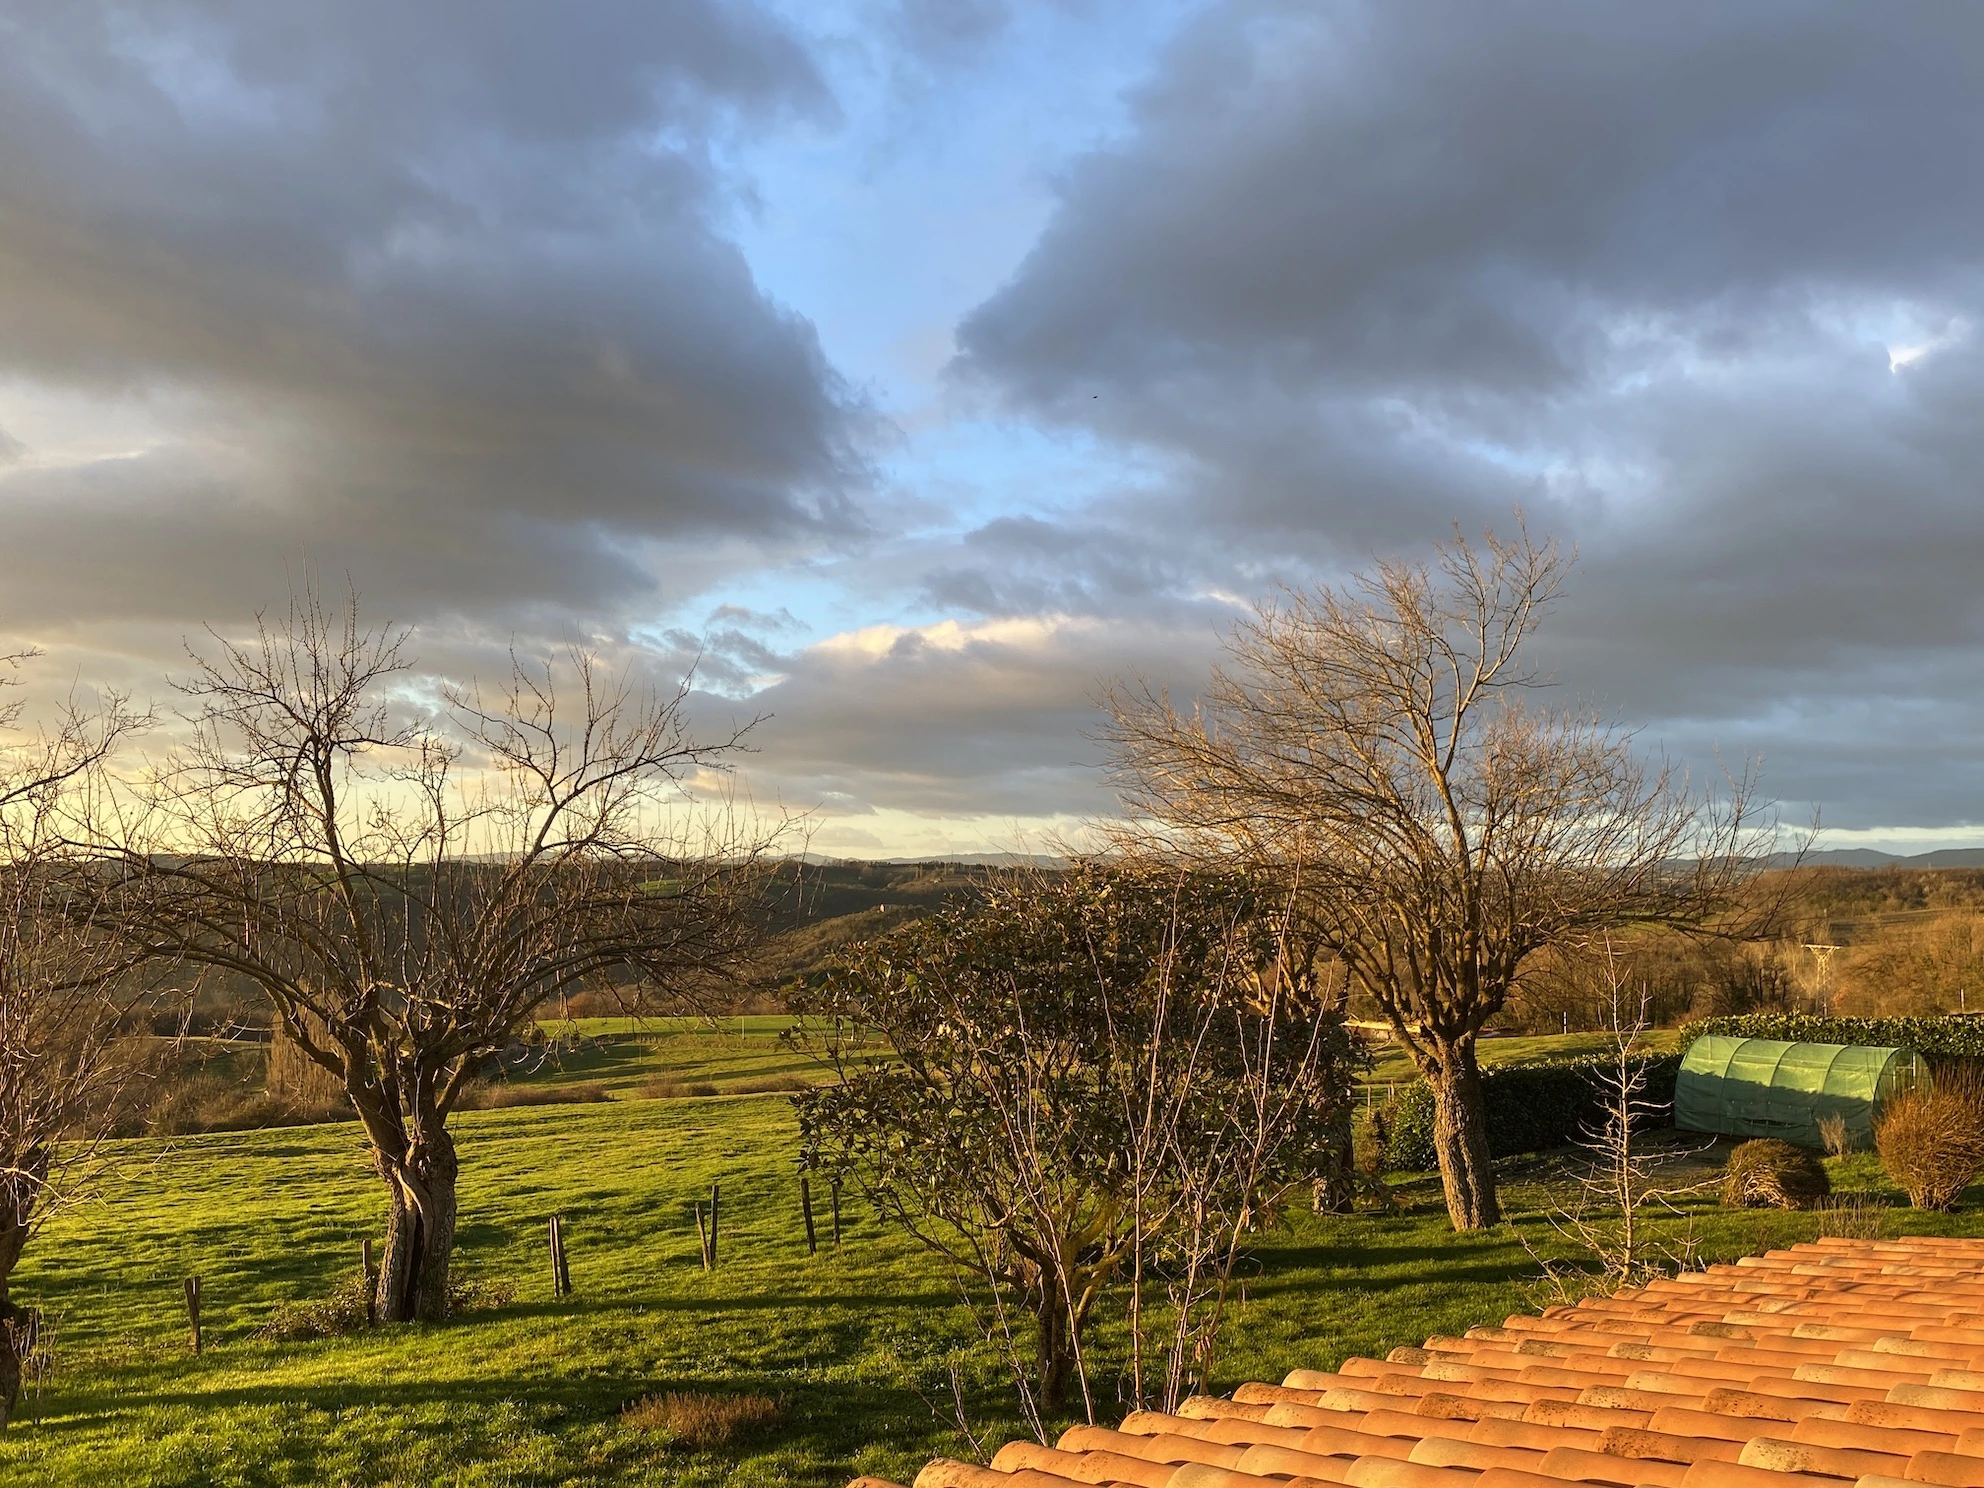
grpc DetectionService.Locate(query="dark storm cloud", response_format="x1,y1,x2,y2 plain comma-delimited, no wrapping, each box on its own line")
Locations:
952,0,1984,831
962,1,1984,411
0,0,862,632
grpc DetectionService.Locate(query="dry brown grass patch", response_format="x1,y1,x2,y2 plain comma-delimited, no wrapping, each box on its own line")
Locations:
456,1080,613,1110
620,1391,780,1447
636,1076,719,1099
1813,1194,1891,1239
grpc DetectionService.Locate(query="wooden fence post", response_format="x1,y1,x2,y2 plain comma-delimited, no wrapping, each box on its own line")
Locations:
830,1178,842,1248
547,1216,572,1297
800,1176,817,1255
361,1238,376,1327
694,1202,711,1271
708,1183,720,1268
183,1276,202,1355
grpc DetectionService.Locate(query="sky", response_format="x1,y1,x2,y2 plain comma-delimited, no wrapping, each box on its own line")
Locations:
1,0,1981,858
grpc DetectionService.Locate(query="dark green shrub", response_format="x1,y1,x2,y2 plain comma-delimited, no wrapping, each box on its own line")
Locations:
1722,1138,1830,1209
1379,1084,1437,1170
1380,1054,1681,1170
1684,1013,1984,1061
258,1271,516,1341
257,1274,372,1341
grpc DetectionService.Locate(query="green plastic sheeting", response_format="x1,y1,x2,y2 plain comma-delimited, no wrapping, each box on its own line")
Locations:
1675,1035,1924,1150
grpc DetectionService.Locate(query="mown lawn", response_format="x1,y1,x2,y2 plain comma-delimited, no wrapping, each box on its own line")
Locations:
7,1072,1982,1486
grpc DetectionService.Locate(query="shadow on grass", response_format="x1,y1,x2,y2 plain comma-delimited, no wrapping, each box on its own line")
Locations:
32,1368,947,1474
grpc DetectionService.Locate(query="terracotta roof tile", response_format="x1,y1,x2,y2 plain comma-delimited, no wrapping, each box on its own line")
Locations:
863,1241,1984,1488
1905,1451,1984,1487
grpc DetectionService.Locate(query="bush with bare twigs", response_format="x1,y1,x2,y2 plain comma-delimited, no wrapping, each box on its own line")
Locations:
1722,1140,1829,1209
1877,1076,1984,1210
1817,1111,1853,1157
620,1392,780,1447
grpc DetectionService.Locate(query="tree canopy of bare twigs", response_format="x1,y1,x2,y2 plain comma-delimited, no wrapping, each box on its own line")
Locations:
1101,523,1782,1230
0,659,151,1421
791,861,1357,1428
87,595,774,1323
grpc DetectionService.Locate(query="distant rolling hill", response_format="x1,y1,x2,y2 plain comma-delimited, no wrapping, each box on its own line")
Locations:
1789,847,1984,868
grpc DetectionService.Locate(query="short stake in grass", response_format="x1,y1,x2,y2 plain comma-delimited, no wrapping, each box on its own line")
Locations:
547,1216,572,1298
361,1238,376,1327
694,1202,711,1272
182,1276,201,1355
800,1176,817,1255
708,1183,719,1268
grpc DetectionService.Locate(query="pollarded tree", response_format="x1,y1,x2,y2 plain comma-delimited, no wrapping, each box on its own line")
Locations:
1102,524,1777,1230
96,596,771,1322
793,861,1355,1424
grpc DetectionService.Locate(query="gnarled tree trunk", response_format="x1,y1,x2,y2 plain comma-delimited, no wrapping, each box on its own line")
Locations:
1033,1279,1075,1413
1429,1047,1499,1230
0,1172,37,1425
373,1122,459,1323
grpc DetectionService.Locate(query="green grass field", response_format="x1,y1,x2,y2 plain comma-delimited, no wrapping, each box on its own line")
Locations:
8,1030,1981,1487
497,1017,834,1100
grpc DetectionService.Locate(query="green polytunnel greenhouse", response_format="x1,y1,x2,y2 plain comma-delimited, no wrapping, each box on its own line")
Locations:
1675,1035,1925,1150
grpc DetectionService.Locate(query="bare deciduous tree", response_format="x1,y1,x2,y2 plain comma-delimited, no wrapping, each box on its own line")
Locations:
0,666,150,1420
93,596,772,1322
1102,523,1780,1230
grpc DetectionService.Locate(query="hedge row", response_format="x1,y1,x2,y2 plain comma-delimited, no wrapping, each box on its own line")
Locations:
1680,1012,1984,1059
1380,1054,1682,1172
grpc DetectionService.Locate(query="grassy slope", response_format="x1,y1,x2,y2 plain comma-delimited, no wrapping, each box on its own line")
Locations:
8,1035,1980,1487
509,1019,828,1099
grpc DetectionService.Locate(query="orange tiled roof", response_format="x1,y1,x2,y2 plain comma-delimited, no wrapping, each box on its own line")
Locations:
850,1237,1984,1488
